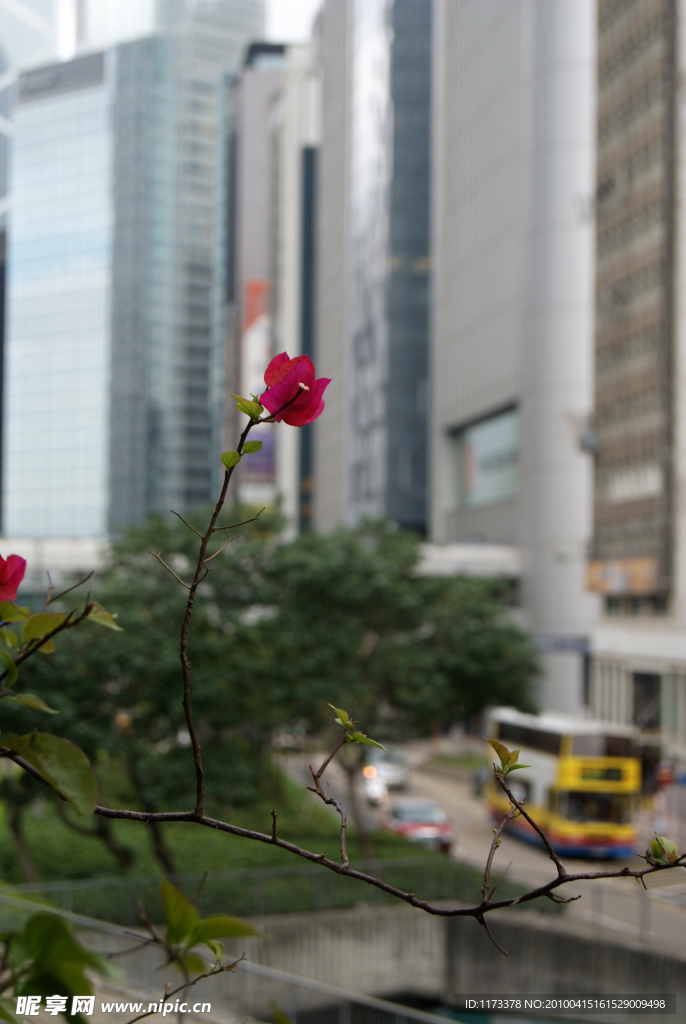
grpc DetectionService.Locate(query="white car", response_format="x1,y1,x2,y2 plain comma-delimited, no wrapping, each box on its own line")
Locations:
362,747,409,791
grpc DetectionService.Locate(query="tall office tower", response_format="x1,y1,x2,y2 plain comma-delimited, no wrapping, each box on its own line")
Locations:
3,0,264,538
0,1,61,517
313,0,431,535
430,0,599,716
225,42,286,509
586,0,686,771
270,43,320,533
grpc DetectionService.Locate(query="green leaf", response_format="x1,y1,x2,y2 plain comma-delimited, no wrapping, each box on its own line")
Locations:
0,602,30,623
270,1002,295,1024
507,748,522,767
203,939,223,962
86,601,123,632
6,694,58,714
231,394,264,419
0,627,18,649
504,763,530,775
350,732,387,751
0,649,18,686
38,638,55,654
2,733,97,814
160,881,199,945
221,451,241,470
487,738,512,769
242,440,263,454
0,1000,18,1024
22,612,67,644
327,704,349,726
654,833,679,862
179,952,207,977
189,915,259,947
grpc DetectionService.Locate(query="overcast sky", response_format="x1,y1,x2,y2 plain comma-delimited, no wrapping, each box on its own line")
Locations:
266,0,322,43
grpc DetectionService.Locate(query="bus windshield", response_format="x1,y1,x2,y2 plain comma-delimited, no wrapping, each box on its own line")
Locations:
559,791,632,825
572,734,635,758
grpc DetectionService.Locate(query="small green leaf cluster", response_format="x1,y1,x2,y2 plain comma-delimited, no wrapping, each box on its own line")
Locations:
0,912,115,1023
327,704,387,751
487,738,530,776
221,439,263,470
0,598,121,716
231,394,264,420
649,833,680,864
160,880,259,977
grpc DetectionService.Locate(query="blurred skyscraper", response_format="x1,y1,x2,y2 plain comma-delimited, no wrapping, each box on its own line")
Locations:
269,42,320,533
2,0,264,537
313,0,431,535
0,1,61,520
224,42,286,510
429,0,598,716
585,0,686,772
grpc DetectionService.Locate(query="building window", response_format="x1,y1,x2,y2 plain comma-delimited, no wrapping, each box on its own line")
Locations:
633,672,661,730
454,407,519,509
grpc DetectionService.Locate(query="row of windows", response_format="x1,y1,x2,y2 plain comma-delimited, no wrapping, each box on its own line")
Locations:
596,384,665,426
599,12,668,89
599,0,640,31
596,324,662,372
598,258,665,312
599,74,667,145
597,195,665,257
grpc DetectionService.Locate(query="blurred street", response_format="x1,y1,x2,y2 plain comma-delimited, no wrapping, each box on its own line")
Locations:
288,745,686,959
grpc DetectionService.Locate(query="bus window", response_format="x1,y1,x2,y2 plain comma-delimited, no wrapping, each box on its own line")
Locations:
507,777,530,804
572,734,635,758
498,722,561,755
563,792,632,825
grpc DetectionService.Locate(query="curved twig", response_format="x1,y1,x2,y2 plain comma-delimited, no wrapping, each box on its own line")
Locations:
496,769,566,877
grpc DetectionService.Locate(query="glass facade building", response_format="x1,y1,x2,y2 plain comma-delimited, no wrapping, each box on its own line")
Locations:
3,0,264,537
323,0,431,535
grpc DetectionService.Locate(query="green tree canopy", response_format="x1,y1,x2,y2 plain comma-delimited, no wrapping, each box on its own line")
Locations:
9,510,538,870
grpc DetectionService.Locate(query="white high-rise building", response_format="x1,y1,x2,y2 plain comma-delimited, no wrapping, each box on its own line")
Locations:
430,0,600,716
3,0,265,538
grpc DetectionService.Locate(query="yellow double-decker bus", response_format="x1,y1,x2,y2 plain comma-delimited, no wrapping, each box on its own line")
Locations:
485,708,641,859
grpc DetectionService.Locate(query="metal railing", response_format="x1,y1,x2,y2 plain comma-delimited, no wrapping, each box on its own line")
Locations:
0,893,455,1024
2,856,511,926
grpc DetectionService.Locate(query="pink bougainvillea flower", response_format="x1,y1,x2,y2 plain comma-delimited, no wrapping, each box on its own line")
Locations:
260,353,330,427
0,554,26,602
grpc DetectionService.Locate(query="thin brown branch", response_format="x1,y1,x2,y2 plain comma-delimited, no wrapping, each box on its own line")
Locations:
49,571,95,605
179,415,259,816
170,510,204,538
41,571,54,611
202,535,234,564
191,871,208,902
211,509,265,534
496,768,567,877
0,599,104,690
0,748,55,790
149,552,191,591
89,801,686,921
311,735,347,785
125,960,243,1024
482,806,518,901
479,915,508,955
307,735,350,865
488,861,513,901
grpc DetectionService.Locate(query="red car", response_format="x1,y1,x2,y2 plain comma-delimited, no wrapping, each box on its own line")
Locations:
382,798,455,852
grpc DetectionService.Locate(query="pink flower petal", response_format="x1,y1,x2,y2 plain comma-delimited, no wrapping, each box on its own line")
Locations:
0,554,26,602
282,377,331,426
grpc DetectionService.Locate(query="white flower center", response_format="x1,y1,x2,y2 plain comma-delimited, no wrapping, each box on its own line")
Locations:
298,382,310,390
